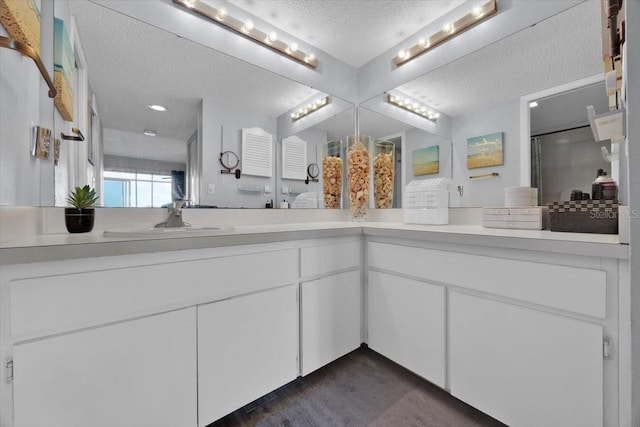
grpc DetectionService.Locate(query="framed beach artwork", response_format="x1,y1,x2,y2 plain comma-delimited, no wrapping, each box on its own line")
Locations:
54,17,74,121
0,0,41,54
412,145,439,176
467,132,503,169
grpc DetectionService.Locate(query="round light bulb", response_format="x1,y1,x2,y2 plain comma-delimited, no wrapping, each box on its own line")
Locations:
243,19,254,32
434,112,440,118
289,42,299,53
443,23,454,34
472,6,483,17
267,31,278,43
184,0,196,8
217,7,227,20
305,53,315,62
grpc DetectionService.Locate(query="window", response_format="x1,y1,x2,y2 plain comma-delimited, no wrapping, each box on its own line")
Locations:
103,171,172,207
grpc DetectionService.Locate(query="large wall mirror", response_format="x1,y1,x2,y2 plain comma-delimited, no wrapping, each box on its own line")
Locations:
51,0,354,209
374,0,604,208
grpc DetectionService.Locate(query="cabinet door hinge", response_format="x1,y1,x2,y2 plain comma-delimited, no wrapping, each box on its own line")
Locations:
603,336,613,359
5,358,13,382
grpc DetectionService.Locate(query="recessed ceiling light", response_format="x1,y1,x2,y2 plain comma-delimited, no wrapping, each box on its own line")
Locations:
148,104,167,112
529,101,539,108
143,130,157,136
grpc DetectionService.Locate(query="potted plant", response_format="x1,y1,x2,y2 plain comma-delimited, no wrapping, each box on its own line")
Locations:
65,185,99,233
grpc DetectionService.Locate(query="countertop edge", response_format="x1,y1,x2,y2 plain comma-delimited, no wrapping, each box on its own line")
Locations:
0,223,628,265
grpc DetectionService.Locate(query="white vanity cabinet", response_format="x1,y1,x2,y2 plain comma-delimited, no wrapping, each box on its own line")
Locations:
366,239,617,427
0,243,300,427
300,240,362,376
449,292,603,427
13,308,197,427
367,270,446,387
197,285,299,426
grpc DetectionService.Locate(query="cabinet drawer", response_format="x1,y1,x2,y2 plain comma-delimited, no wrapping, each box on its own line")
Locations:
301,240,360,277
10,248,297,339
368,242,606,318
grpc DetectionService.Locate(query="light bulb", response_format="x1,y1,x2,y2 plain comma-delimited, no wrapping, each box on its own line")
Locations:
216,6,227,20
443,23,454,34
267,31,278,43
434,112,440,118
289,42,299,53
397,49,410,60
242,19,254,32
184,0,195,8
472,6,483,17
305,53,315,62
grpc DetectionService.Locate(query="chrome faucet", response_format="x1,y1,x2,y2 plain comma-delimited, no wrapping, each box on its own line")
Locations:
155,200,190,228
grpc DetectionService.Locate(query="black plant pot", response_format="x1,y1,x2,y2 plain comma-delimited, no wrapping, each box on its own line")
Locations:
65,208,95,233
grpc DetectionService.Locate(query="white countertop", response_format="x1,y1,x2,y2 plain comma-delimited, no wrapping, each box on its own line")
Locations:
0,221,627,265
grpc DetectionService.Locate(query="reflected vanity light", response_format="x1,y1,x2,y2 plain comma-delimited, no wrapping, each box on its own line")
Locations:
143,130,157,136
290,96,330,121
387,94,439,122
393,0,497,66
173,0,318,69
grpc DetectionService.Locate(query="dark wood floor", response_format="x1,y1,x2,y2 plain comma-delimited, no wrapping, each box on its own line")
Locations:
208,346,506,427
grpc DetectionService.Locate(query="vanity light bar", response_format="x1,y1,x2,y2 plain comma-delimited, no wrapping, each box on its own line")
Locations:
290,96,330,121
387,94,440,122
393,0,497,67
173,0,318,69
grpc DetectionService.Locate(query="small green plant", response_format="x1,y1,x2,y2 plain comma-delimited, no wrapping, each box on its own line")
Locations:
66,185,99,208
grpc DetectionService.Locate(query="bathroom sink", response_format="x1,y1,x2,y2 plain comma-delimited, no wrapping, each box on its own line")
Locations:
103,226,229,238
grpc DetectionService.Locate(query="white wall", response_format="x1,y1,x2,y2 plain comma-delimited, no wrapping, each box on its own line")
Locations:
0,1,55,207
450,98,521,207
199,98,277,208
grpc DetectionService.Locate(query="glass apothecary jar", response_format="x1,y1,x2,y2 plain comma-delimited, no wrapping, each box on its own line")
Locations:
347,135,371,221
322,140,342,209
373,140,394,209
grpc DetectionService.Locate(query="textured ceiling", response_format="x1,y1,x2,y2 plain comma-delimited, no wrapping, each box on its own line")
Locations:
227,0,464,68
71,0,602,149
395,0,602,117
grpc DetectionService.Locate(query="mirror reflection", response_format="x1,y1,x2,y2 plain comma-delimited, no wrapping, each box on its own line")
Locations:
358,106,452,208
63,1,353,209
382,1,602,207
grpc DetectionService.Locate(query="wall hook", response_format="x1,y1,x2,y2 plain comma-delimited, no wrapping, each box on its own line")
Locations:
61,128,84,141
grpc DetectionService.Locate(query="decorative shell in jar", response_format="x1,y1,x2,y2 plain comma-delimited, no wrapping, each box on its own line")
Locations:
347,135,371,221
373,140,394,209
322,140,342,209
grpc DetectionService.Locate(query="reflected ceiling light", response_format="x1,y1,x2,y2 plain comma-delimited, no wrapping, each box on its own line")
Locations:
529,101,539,108
148,104,167,112
290,96,330,121
143,130,157,136
173,0,318,69
394,0,497,67
387,94,440,122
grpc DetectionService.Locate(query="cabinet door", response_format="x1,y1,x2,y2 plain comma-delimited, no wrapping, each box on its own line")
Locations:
301,270,361,376
367,270,445,387
198,285,298,426
449,292,603,427
13,308,197,427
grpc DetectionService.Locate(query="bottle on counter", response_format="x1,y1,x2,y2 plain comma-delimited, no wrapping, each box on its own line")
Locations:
592,169,618,201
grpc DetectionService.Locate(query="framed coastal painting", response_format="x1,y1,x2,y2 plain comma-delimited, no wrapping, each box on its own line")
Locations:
54,17,74,121
0,0,41,54
412,145,439,176
467,132,503,169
